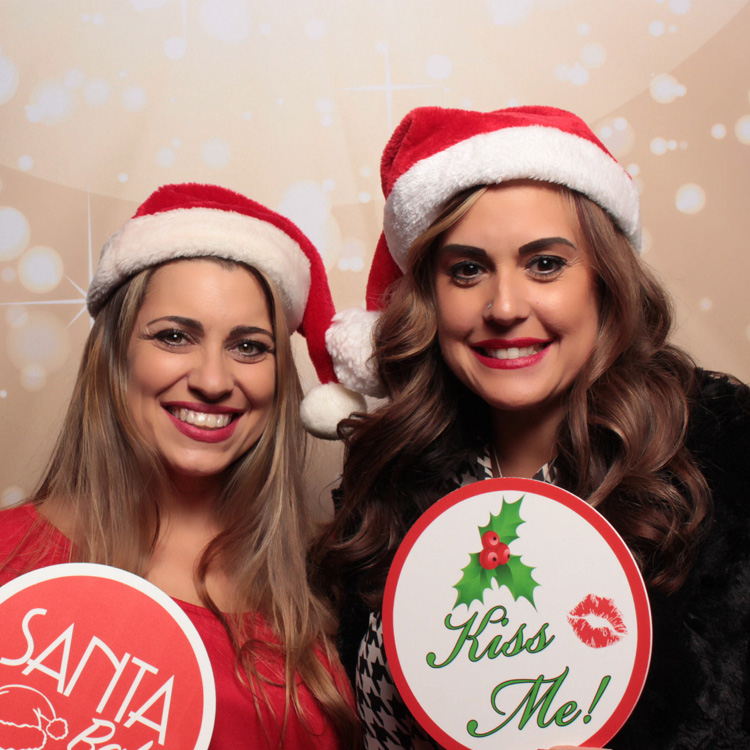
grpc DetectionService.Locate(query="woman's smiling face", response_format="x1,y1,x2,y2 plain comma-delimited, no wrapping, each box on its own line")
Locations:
126,259,277,485
434,181,600,418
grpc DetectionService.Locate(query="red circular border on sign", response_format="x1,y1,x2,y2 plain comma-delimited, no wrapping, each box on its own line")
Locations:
382,477,652,750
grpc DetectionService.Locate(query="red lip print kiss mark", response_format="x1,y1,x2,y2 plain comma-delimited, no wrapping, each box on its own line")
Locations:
567,594,627,648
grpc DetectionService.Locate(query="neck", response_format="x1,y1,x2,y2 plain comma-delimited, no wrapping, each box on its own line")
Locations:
491,403,564,479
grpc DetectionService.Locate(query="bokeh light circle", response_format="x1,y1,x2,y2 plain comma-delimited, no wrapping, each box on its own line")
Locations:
18,245,65,293
675,183,706,214
0,206,30,261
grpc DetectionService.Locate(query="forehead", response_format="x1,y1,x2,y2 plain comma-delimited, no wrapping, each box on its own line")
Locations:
439,181,584,249
139,259,272,323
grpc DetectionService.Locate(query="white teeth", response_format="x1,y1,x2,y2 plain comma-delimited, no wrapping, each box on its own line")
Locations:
485,345,543,360
175,408,232,429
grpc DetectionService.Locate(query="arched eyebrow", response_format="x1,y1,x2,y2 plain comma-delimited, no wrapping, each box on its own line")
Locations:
439,236,578,258
517,237,577,255
145,316,274,339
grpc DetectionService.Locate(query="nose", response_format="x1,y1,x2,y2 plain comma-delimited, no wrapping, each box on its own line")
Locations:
483,271,531,326
187,348,234,401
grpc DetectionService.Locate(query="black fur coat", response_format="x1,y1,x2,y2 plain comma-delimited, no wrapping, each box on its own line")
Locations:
612,371,750,749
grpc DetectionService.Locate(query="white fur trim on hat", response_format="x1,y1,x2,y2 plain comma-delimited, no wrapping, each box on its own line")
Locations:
300,382,367,439
326,307,384,398
87,206,311,329
384,125,641,269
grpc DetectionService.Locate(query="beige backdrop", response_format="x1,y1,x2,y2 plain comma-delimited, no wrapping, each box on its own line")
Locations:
1,0,749,513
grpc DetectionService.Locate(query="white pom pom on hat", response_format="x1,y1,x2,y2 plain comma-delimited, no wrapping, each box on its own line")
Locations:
87,182,365,439
327,104,642,399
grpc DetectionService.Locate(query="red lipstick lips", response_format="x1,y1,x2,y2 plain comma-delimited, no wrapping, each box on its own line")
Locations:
567,594,627,649
470,338,551,370
162,402,243,444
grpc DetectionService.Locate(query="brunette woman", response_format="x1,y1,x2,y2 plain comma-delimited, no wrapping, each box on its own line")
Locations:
0,183,362,749
312,107,750,749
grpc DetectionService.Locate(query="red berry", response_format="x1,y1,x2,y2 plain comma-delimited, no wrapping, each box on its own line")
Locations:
481,531,500,549
496,542,511,565
479,548,500,569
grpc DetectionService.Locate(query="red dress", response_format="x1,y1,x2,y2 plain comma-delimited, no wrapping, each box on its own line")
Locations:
0,504,351,749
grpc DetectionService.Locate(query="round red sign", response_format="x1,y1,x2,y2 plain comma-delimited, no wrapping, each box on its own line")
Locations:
0,563,215,750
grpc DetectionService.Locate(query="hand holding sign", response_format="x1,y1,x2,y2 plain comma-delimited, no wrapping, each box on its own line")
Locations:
383,478,651,750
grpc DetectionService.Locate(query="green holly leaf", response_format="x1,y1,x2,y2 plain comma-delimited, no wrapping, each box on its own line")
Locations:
452,496,538,610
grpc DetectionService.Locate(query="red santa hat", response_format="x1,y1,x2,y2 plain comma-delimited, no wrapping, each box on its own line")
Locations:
326,105,641,398
87,183,365,438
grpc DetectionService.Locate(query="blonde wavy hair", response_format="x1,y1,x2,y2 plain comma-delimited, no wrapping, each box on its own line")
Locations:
18,258,359,746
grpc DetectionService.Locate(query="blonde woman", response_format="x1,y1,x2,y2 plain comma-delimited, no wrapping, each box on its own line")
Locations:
1,183,362,749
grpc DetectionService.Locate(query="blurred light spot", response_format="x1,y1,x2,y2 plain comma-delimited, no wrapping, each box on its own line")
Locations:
172,138,182,147
359,192,371,203
0,207,30,261
669,24,677,33
597,116,635,158
260,22,272,35
316,97,333,114
650,73,686,103
711,124,726,139
627,163,640,177
651,137,668,155
164,37,187,59
18,246,64,293
201,138,231,168
580,43,605,68
669,0,691,14
735,115,750,145
649,20,665,36
122,86,147,111
699,297,712,312
8,311,71,380
21,365,47,391
321,115,333,127
338,238,365,272
118,173,129,183
200,0,250,43
668,140,677,150
568,63,589,86
2,486,24,508
0,53,19,104
305,18,326,39
577,23,590,35
83,78,110,106
675,183,705,214
277,181,330,250
157,147,177,166
243,110,252,120
18,156,33,171
26,80,75,124
92,12,104,25
487,0,533,26
426,54,452,80
360,166,372,177
0,390,6,398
